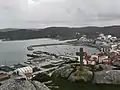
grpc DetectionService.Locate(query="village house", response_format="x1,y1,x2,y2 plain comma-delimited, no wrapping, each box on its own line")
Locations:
85,54,99,65
80,51,115,66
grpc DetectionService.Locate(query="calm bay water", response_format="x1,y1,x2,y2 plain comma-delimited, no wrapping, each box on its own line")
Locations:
0,38,98,66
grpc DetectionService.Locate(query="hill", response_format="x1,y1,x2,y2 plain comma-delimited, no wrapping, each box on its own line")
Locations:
0,26,120,40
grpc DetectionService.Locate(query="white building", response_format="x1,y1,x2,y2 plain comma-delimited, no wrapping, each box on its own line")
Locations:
75,55,97,65
14,66,33,76
99,56,109,63
111,44,117,50
107,35,112,39
86,60,96,65
98,34,106,40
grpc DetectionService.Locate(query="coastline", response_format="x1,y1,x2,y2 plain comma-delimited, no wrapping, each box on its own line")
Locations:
1,38,120,90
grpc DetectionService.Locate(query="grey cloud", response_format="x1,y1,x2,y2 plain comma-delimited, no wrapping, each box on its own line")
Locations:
0,0,120,28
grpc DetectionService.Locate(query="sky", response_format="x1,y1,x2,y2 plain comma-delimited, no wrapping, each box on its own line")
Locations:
0,0,120,29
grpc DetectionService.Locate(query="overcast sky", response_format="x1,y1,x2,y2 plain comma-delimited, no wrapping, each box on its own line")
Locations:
0,0,120,28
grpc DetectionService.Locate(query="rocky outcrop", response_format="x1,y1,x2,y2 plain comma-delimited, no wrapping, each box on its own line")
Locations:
94,64,117,71
32,72,51,82
31,81,50,90
0,79,50,90
68,67,93,83
112,60,120,67
93,70,120,84
52,63,120,85
52,64,93,83
52,64,74,79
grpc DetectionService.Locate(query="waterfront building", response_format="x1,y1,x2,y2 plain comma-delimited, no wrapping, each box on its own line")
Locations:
0,71,9,80
14,66,33,79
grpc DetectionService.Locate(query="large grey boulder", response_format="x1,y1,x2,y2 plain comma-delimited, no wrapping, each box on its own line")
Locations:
93,70,120,84
0,79,35,90
52,64,93,83
32,81,50,90
68,66,93,82
0,79,50,90
52,64,74,79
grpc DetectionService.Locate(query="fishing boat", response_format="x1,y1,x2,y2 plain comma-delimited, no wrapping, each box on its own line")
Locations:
27,54,40,58
27,46,34,51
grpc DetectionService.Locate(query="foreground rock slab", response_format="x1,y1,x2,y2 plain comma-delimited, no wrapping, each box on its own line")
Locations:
94,64,117,71
52,64,74,79
93,70,120,84
0,79,50,90
68,67,93,82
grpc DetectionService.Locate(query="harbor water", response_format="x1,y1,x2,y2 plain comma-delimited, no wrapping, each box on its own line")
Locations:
0,38,98,66
0,38,62,66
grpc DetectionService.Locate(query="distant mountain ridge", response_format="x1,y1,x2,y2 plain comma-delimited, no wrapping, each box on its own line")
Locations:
0,26,120,40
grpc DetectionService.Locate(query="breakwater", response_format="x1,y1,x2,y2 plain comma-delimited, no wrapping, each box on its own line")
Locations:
27,43,69,51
